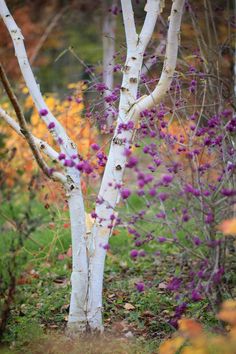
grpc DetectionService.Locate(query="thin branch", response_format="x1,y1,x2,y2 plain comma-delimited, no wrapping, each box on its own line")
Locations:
141,38,166,75
0,106,62,165
0,63,66,184
30,5,68,65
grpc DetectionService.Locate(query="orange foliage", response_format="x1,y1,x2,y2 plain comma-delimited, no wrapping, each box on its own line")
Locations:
161,120,219,182
218,219,236,236
0,82,97,202
159,300,236,354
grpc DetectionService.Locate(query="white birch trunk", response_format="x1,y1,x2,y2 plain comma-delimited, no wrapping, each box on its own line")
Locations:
103,1,117,128
66,172,88,332
87,0,161,331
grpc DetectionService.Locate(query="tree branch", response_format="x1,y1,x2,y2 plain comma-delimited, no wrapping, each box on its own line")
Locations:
137,0,185,111
120,0,137,51
141,38,166,75
0,0,77,158
30,5,68,65
0,63,66,184
0,106,62,165
138,0,162,53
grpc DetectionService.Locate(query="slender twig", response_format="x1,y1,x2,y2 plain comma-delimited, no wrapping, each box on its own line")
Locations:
0,63,63,183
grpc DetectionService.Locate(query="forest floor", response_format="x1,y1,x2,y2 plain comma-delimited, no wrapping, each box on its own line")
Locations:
0,197,232,353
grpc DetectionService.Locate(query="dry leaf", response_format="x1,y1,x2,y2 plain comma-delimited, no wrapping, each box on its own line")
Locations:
124,303,135,311
158,282,167,289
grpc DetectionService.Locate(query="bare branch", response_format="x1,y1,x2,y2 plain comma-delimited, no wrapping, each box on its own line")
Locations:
141,38,166,75
30,6,68,65
0,106,62,165
0,63,66,184
137,0,185,111
120,0,137,51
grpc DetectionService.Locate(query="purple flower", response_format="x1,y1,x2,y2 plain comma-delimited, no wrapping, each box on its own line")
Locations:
135,282,145,292
64,159,75,167
102,243,110,250
175,302,187,316
193,237,202,246
139,250,146,257
94,83,108,92
154,158,162,167
167,277,182,291
113,64,122,72
162,174,173,185
205,213,214,224
39,108,48,116
221,188,236,197
191,290,202,302
184,184,201,197
58,153,66,160
83,161,93,174
143,146,149,154
182,214,190,222
158,192,169,202
121,188,131,199
135,240,143,247
130,249,138,258
105,93,118,103
158,237,166,243
48,122,55,129
213,267,224,284
91,143,100,151
76,162,84,171
149,188,156,197
155,212,166,219
126,156,138,168
91,212,97,219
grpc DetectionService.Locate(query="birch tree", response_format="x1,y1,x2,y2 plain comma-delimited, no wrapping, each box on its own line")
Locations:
0,0,185,333
102,0,117,129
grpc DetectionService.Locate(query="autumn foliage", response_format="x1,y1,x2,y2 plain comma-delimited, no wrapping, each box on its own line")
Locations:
0,82,97,197
159,300,236,354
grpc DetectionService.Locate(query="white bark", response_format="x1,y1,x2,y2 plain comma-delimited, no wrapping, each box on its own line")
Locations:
137,0,185,111
87,0,162,331
0,0,89,331
0,0,76,158
66,179,88,332
103,1,117,128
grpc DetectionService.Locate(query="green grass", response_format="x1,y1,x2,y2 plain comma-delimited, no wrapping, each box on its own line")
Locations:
0,195,222,353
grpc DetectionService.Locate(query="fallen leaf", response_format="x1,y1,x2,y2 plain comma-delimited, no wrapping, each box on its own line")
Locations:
67,247,72,257
58,254,65,260
124,331,134,338
158,282,167,289
124,303,135,311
